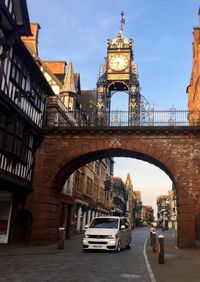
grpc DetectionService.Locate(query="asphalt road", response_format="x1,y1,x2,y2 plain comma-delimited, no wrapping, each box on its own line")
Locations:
0,227,152,282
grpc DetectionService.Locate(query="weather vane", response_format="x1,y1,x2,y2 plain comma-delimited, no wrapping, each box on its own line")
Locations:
120,10,126,31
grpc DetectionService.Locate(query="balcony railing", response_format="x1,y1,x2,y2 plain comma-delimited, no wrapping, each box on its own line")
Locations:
46,110,200,128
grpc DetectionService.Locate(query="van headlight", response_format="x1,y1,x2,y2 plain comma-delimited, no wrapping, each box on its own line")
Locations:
84,234,89,239
107,234,117,239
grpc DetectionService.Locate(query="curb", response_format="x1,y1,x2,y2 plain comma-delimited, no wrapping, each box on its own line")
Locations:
143,238,156,282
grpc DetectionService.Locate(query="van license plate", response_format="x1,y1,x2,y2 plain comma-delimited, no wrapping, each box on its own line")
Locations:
93,245,102,248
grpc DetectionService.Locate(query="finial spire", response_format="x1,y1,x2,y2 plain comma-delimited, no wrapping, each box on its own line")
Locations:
60,61,76,94
120,10,126,31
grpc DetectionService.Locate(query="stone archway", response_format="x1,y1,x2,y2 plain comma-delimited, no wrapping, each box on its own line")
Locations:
29,130,200,247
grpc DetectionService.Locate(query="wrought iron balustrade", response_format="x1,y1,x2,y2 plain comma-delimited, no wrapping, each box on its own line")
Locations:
46,110,200,128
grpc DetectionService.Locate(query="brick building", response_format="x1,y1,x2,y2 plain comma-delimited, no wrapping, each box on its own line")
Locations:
124,173,136,228
187,13,200,123
112,177,127,216
157,190,177,230
134,191,143,227
141,206,154,225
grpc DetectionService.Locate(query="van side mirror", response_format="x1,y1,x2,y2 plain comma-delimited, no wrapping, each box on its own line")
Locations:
85,224,89,230
120,225,126,230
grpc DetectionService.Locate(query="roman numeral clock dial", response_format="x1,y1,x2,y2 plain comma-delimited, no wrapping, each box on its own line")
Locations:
109,54,129,71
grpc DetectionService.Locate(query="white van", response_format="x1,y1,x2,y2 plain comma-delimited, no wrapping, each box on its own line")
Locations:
82,216,132,252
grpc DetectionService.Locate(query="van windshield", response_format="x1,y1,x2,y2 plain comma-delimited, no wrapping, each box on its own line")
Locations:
90,218,119,229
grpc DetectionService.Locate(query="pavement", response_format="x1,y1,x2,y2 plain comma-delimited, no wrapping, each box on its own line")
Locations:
146,228,200,282
1,228,200,281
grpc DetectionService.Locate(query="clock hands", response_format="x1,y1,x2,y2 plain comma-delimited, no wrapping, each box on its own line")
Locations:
109,54,129,71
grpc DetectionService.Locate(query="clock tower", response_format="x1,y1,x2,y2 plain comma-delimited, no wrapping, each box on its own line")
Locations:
96,12,141,125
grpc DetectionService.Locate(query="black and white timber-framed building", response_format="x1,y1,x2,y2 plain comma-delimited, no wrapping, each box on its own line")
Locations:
0,0,53,244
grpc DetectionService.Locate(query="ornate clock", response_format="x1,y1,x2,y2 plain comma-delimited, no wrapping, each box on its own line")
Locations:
96,11,141,124
109,54,129,71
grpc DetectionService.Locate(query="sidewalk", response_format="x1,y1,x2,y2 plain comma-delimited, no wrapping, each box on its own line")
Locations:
146,228,200,282
0,234,83,257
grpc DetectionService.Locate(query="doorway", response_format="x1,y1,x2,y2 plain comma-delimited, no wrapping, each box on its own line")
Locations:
13,209,33,242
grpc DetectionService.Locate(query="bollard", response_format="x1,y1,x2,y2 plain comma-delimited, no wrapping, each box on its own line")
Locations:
150,228,154,245
152,231,157,252
57,227,65,250
158,235,164,264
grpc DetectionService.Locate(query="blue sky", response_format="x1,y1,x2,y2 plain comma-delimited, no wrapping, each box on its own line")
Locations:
27,0,199,109
27,0,199,214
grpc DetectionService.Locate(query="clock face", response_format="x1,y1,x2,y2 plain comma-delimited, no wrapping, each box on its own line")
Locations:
109,54,129,71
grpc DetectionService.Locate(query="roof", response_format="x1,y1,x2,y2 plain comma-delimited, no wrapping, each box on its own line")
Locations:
107,29,132,50
43,61,67,74
21,41,63,89
21,23,40,55
16,39,54,96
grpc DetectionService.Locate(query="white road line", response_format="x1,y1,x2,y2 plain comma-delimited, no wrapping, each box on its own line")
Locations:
143,238,156,282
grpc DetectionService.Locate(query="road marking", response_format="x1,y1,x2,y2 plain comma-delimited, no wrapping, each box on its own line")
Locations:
143,238,156,282
120,273,141,279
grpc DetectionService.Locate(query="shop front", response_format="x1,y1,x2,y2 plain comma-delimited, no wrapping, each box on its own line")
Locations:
0,192,13,244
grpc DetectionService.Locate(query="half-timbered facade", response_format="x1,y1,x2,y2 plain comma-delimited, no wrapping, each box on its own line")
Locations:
0,0,53,243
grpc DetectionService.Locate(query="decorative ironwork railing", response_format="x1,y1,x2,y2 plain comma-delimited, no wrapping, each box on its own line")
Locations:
46,110,200,128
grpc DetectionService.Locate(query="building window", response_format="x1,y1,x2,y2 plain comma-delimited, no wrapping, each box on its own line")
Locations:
11,53,45,113
95,160,100,175
0,112,32,163
86,176,93,196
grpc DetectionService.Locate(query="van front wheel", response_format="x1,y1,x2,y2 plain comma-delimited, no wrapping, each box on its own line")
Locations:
126,238,131,249
116,240,121,252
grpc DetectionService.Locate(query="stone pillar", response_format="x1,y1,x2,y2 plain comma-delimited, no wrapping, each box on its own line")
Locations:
177,183,196,248
76,206,82,232
87,209,91,225
82,210,87,230
177,204,195,248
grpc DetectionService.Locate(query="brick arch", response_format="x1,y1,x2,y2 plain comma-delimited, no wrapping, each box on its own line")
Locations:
30,131,200,247
53,148,176,192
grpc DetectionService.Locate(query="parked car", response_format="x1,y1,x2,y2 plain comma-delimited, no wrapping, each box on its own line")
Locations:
82,216,132,252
